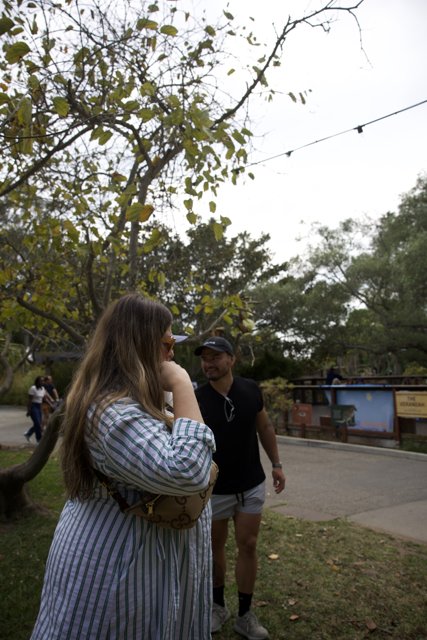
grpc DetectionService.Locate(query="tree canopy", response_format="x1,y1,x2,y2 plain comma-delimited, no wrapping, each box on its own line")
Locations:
0,0,364,355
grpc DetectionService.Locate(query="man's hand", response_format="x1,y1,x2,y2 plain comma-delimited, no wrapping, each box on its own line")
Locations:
272,468,286,494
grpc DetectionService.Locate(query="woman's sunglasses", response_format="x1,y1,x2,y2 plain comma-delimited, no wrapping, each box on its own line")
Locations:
162,336,176,352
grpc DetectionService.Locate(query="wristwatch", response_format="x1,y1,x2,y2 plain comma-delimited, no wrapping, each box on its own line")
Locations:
272,462,283,469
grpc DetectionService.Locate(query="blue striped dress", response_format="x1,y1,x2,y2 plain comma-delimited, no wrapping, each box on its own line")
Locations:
31,399,216,639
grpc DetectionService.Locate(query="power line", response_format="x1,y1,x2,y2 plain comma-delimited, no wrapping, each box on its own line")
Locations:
247,98,427,168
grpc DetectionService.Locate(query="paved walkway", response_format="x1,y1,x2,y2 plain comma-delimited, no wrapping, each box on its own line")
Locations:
262,438,427,545
1,406,427,544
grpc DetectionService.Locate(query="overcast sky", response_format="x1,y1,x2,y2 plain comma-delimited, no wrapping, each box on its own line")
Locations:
166,0,427,263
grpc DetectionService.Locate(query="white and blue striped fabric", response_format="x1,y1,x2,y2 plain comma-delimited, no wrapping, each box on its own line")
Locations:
31,399,216,639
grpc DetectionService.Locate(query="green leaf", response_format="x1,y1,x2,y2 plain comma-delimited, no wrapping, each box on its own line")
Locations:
63,219,80,243
143,228,162,253
17,98,32,126
52,96,69,117
205,25,216,36
225,147,234,160
252,66,268,87
183,139,198,156
53,73,68,85
187,212,197,224
160,25,178,36
223,11,234,20
209,201,216,213
288,92,297,103
184,177,197,196
227,68,235,76
136,18,158,30
139,108,155,122
125,203,154,222
30,16,38,35
121,99,139,111
111,172,127,182
140,82,155,97
5,41,31,64
19,126,33,155
212,222,223,241
232,130,245,145
167,95,180,108
0,17,14,35
98,130,113,145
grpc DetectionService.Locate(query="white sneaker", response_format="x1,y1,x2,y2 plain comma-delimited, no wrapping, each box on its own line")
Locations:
234,611,269,639
23,431,31,442
211,603,230,633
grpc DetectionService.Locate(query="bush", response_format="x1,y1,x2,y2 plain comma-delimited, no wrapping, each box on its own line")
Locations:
0,360,76,405
260,377,293,432
0,368,45,406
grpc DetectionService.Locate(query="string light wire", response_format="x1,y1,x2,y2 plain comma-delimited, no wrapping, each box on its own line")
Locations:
246,98,427,168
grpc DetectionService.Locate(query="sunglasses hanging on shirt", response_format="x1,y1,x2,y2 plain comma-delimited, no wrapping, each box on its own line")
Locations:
224,396,235,422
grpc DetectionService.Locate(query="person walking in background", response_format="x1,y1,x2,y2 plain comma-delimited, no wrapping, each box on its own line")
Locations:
194,337,286,640
24,376,54,444
41,375,60,431
31,294,216,640
325,365,343,385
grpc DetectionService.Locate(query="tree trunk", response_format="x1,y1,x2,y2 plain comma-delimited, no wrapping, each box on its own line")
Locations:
0,407,63,519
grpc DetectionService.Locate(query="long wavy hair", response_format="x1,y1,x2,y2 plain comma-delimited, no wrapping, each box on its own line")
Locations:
61,294,173,499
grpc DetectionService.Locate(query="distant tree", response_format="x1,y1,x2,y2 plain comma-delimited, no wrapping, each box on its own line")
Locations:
253,175,427,373
139,219,286,334
250,274,350,361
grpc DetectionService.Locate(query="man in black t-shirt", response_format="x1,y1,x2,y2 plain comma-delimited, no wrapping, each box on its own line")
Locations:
195,337,285,639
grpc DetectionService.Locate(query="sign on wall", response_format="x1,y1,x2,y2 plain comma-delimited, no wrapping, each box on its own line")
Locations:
395,391,427,418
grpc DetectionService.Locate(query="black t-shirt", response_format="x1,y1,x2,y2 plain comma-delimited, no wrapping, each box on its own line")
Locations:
195,377,266,494
43,383,56,398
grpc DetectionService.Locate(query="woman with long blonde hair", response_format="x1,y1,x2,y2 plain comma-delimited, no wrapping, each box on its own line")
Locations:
31,293,216,639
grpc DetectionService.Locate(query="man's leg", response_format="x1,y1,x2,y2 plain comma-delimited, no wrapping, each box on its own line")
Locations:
234,511,262,596
233,505,269,638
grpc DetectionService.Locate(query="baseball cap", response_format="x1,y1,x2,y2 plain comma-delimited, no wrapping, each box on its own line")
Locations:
173,335,188,344
194,336,234,356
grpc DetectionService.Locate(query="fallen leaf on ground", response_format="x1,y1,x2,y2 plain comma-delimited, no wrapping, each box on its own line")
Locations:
289,614,300,621
268,553,279,560
366,620,377,631
255,600,268,607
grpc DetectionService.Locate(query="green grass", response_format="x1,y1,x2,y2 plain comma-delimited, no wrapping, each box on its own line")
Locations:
1,450,427,640
400,436,427,455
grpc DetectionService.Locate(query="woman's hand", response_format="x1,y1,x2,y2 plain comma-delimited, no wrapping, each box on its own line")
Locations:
160,361,203,423
160,360,192,392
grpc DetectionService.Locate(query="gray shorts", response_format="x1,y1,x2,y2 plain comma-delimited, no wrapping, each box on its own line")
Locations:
211,481,266,520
